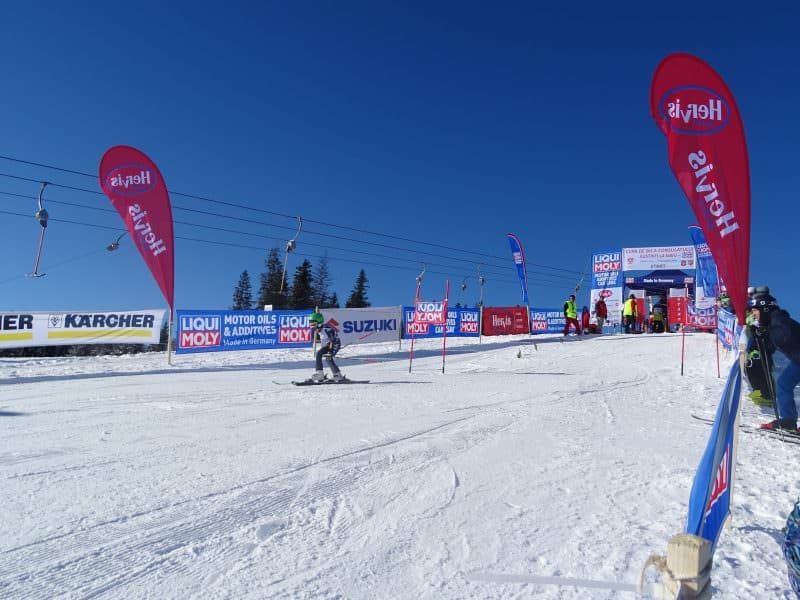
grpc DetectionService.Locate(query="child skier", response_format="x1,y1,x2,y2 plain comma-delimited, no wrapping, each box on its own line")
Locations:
309,311,346,383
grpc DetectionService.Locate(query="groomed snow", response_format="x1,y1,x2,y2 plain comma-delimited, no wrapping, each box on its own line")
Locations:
1,332,797,599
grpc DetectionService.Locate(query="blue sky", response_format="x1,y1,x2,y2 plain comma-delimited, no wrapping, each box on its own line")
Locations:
1,3,798,314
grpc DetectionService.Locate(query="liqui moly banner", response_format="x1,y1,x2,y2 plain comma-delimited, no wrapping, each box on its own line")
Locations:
320,307,401,347
689,225,719,309
413,300,447,326
176,309,312,354
507,233,529,305
591,248,622,289
403,307,480,338
482,307,529,336
651,54,750,322
99,146,175,309
687,305,717,330
590,288,622,326
686,359,741,552
529,308,566,334
0,310,164,349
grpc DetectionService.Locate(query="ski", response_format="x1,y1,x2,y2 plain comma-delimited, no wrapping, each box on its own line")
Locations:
691,413,800,445
290,378,370,386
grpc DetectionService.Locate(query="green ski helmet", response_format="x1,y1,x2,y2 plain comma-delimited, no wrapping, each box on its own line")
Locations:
309,312,324,326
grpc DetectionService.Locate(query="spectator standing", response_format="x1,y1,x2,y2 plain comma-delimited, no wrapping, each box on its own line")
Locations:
594,296,608,332
563,294,581,336
622,294,638,334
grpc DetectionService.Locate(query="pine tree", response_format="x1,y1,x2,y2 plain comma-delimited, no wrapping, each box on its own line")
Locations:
257,248,285,309
312,253,332,308
288,259,315,309
232,270,254,310
345,269,370,308
328,292,340,308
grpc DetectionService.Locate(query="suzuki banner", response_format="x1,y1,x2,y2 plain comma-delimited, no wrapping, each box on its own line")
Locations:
99,146,176,309
482,307,529,336
529,308,566,334
651,53,751,322
317,307,401,347
0,310,164,349
507,233,530,305
403,307,480,338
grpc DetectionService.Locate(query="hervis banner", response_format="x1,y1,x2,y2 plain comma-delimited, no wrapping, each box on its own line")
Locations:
0,310,164,349
650,54,750,322
99,146,175,310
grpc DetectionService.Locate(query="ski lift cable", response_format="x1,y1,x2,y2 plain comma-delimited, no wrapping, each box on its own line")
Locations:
0,156,586,274
0,187,580,282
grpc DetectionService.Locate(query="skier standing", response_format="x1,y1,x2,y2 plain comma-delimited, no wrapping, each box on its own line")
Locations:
750,293,800,431
309,311,346,383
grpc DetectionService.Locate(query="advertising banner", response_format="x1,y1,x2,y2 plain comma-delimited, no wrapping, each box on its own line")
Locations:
403,307,479,338
99,146,175,309
687,305,718,330
668,289,689,326
529,308,566,334
717,308,738,351
686,360,741,551
589,288,622,326
413,300,447,325
689,225,720,309
591,248,623,290
320,307,402,347
651,53,751,321
0,310,164,349
176,309,312,354
482,307,529,336
507,233,530,305
622,246,696,272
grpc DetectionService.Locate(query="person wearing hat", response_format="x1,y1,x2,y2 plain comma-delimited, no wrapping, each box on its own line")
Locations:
308,311,345,383
751,293,800,431
622,293,638,334
563,294,581,336
745,285,775,406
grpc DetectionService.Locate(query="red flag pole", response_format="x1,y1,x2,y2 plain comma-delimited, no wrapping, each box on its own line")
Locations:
408,266,425,373
441,280,450,374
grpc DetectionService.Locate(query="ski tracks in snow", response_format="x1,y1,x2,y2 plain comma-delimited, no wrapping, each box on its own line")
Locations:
0,406,507,598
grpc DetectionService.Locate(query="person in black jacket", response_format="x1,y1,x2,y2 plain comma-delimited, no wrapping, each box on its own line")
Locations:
751,293,800,431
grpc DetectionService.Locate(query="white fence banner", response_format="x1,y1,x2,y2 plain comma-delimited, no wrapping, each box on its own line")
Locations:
0,309,165,349
320,306,402,347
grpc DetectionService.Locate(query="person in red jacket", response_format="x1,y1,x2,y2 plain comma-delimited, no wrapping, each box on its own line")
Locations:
594,297,608,332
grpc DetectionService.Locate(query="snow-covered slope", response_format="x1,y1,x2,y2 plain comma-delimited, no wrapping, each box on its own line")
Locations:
1,332,797,598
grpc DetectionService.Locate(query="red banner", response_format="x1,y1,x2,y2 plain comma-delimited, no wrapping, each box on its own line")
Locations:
650,54,750,323
99,146,175,309
481,307,529,336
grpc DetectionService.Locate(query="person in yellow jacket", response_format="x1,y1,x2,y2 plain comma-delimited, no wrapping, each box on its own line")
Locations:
622,293,638,334
563,294,582,336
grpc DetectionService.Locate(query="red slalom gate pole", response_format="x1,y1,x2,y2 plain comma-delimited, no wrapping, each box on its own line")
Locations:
408,271,424,373
441,280,450,374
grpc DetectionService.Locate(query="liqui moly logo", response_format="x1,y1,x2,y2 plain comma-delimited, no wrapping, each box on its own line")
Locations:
179,315,221,348
106,165,157,195
659,86,730,135
705,444,730,515
512,251,523,265
593,252,621,273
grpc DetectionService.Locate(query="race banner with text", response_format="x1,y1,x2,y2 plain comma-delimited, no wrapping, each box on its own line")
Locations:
651,53,751,321
529,308,566,334
687,305,718,330
0,310,164,349
622,246,696,272
99,146,176,309
403,307,480,338
176,310,312,354
482,307,529,336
